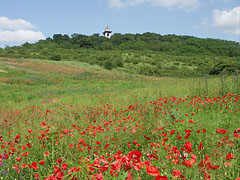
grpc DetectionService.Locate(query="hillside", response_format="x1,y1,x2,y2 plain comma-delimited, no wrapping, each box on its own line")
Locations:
0,33,239,77
0,58,240,179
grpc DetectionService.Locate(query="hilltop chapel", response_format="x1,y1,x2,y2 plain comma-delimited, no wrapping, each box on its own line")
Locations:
103,25,112,39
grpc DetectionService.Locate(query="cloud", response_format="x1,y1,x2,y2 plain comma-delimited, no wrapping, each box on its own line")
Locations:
110,0,126,8
193,17,209,29
213,6,240,35
0,17,45,43
0,30,45,42
109,0,200,10
0,17,35,30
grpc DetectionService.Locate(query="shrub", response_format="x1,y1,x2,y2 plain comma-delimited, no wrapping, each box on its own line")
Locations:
51,54,61,61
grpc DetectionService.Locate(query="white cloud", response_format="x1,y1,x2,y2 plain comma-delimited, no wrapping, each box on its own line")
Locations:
110,0,126,8
0,17,45,43
109,0,200,10
0,17,35,30
213,6,240,35
0,30,45,42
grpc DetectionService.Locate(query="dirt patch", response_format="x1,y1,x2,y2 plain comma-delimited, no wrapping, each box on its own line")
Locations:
42,98,59,105
22,61,106,75
6,62,24,66
0,70,8,73
0,78,9,83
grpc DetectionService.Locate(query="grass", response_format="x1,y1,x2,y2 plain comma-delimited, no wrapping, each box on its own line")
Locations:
0,58,239,179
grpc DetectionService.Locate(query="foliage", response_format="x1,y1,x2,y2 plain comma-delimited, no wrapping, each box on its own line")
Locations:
0,33,239,77
51,54,61,61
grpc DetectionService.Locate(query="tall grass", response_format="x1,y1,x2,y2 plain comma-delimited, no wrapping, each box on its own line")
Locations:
0,58,239,179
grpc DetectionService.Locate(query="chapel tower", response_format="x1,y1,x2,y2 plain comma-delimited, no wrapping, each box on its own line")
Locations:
103,25,112,39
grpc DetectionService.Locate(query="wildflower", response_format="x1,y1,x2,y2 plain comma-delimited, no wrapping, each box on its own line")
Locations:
133,140,137,144
28,129,32,134
39,160,45,165
16,157,21,161
57,159,62,164
35,173,39,179
226,153,235,161
15,135,21,140
62,163,68,170
155,175,168,180
146,165,160,176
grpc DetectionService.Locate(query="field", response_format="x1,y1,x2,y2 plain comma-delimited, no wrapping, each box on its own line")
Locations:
0,58,239,180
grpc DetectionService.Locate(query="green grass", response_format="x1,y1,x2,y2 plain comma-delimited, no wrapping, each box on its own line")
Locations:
1,58,239,109
0,58,239,180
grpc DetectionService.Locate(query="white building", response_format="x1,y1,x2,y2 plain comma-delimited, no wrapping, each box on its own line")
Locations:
103,25,112,39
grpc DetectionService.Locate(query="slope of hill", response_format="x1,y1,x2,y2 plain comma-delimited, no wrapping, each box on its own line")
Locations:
0,57,240,180
0,33,239,77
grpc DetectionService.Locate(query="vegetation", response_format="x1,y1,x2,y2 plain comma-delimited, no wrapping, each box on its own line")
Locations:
0,33,239,77
0,58,240,179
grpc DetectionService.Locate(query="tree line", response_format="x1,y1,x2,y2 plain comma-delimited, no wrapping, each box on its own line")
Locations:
0,33,239,77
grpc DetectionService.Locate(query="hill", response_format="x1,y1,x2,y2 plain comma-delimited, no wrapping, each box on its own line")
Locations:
0,33,239,77
0,58,240,180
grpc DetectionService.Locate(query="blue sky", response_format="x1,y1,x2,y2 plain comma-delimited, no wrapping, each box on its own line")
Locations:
0,0,239,47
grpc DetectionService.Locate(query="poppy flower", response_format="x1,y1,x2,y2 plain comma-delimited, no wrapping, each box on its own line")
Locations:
172,169,181,179
62,163,68,170
155,175,168,180
15,135,21,140
146,165,160,176
16,157,21,161
21,163,27,169
57,159,62,164
28,129,32,134
39,160,45,165
34,173,39,179
226,153,235,161
198,142,203,150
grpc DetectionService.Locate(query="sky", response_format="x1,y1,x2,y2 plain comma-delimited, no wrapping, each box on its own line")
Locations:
0,0,239,47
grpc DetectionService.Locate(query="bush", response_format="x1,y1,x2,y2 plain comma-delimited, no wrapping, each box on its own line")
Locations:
51,54,61,61
114,59,123,67
103,60,115,70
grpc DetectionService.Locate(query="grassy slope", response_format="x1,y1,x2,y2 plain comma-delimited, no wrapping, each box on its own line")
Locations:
0,58,239,179
1,58,238,109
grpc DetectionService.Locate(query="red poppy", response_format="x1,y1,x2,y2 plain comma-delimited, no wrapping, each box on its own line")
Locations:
146,165,160,176
34,173,39,179
133,140,137,144
15,135,21,140
155,175,168,180
198,142,203,150
226,153,235,161
62,163,68,170
172,169,181,178
16,157,21,161
20,163,27,169
216,129,227,134
57,159,62,164
39,160,45,165
29,162,38,170
28,129,32,134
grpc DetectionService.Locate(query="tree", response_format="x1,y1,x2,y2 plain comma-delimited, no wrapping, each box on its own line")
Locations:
103,60,115,70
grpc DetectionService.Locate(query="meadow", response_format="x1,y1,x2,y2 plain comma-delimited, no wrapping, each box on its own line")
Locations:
0,58,239,180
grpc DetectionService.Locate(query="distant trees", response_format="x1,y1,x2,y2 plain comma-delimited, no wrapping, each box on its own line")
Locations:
0,32,239,77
